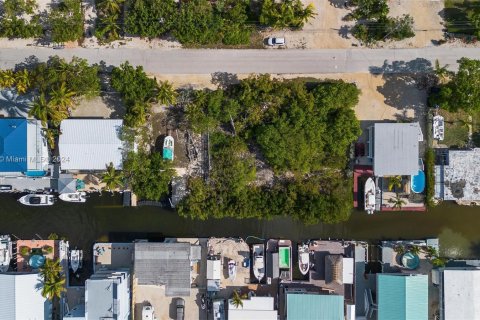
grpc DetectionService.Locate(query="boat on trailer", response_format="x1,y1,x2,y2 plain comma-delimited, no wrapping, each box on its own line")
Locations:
433,115,445,141
70,249,83,273
298,244,310,276
252,244,265,282
0,235,12,272
18,194,55,206
59,192,87,203
364,177,376,214
163,136,174,161
228,260,237,280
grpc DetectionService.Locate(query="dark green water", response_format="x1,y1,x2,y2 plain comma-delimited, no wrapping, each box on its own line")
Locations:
1,194,479,258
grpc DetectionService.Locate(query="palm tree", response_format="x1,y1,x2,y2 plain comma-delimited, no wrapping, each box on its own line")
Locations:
98,0,123,14
423,246,438,258
29,94,49,126
0,69,16,88
102,162,124,191
40,258,63,283
14,69,30,94
100,14,121,41
388,194,406,210
387,175,402,192
41,274,66,300
409,245,421,255
230,291,243,309
434,59,452,84
49,82,76,111
156,81,177,106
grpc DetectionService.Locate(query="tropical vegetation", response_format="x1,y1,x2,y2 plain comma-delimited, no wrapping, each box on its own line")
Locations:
178,75,361,224
95,0,124,43
429,58,480,113
102,162,124,191
0,0,43,38
123,150,176,201
424,147,435,208
0,56,100,148
40,258,66,300
48,0,84,43
230,291,244,308
125,0,315,46
348,0,415,44
111,62,178,127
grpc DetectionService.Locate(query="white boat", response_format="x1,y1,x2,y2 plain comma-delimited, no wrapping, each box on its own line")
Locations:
69,250,83,273
298,244,310,276
163,135,174,161
252,244,265,282
433,115,445,141
18,194,55,206
59,192,87,203
364,178,376,214
228,260,236,281
0,235,12,272
142,305,155,320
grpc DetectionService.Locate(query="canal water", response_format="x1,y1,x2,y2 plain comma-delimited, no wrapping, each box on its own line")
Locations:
0,194,479,259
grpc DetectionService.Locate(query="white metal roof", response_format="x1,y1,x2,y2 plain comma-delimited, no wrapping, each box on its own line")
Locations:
443,269,480,320
373,122,423,176
342,257,354,284
0,273,51,320
59,119,123,171
207,259,221,280
228,297,277,320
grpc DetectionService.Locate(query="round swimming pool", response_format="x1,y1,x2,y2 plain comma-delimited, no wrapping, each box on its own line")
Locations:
29,255,46,269
411,170,425,193
401,252,420,269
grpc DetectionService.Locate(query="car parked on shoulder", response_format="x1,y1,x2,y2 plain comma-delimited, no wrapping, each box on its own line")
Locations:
267,37,285,46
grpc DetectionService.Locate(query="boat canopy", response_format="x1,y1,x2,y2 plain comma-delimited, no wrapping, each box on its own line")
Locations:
279,247,290,269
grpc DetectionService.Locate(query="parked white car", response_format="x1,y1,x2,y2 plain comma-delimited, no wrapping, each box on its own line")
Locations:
267,37,285,46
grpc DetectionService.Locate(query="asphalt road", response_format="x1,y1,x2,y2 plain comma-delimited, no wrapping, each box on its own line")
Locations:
1,47,479,74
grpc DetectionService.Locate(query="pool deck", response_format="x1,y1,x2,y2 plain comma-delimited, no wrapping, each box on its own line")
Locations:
16,239,69,274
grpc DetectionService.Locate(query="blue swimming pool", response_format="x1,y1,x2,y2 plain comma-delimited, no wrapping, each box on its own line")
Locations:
29,255,46,269
411,170,425,193
402,252,420,269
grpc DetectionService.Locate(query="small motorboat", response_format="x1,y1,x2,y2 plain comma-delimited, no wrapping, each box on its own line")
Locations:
163,135,174,161
228,260,236,281
364,177,376,215
18,194,55,206
59,192,87,203
433,115,445,141
0,185,12,192
69,249,83,273
0,235,12,272
252,244,265,282
298,244,310,276
142,305,155,320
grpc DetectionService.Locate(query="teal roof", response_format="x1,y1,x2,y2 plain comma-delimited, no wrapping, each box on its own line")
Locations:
286,293,343,320
377,274,428,320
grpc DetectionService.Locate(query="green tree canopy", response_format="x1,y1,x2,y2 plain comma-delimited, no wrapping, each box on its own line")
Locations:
48,0,84,43
125,0,177,38
123,151,176,201
429,58,480,112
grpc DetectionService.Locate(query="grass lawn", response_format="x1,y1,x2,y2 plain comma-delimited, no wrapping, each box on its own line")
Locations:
444,0,480,34
438,109,469,147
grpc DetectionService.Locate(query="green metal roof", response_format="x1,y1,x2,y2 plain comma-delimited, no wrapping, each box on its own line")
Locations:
377,274,428,320
286,293,343,320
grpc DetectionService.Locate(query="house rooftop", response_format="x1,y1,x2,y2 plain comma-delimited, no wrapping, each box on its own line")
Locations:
373,122,423,177
441,149,480,201
228,296,277,320
286,293,344,320
442,269,480,320
134,242,201,296
377,274,428,320
59,119,123,171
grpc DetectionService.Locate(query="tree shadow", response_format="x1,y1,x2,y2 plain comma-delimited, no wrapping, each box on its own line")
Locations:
338,25,351,39
369,58,433,75
211,72,239,90
98,62,126,118
0,89,34,117
329,0,347,9
14,55,40,71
